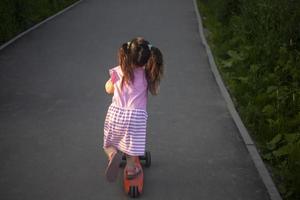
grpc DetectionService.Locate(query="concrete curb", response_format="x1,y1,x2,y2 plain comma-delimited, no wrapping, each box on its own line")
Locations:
192,0,282,199
0,0,83,51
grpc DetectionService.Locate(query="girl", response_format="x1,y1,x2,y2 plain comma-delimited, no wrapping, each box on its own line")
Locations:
103,37,164,182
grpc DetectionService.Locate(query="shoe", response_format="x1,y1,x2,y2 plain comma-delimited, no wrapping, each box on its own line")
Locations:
105,151,121,182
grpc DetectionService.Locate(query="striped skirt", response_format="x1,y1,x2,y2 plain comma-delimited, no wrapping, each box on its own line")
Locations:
103,104,148,156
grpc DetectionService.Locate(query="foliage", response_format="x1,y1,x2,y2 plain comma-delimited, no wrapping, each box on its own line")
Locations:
263,133,300,198
198,0,300,199
0,0,79,45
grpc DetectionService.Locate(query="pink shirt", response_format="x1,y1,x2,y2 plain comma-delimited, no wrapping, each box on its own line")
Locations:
109,65,148,111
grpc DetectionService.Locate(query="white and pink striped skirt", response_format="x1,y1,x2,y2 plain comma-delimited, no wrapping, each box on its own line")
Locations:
103,104,148,156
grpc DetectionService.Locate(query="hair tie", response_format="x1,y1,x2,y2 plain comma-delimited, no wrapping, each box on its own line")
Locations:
126,41,131,50
148,44,152,50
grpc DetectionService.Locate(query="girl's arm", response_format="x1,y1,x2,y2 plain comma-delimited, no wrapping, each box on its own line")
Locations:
105,79,114,94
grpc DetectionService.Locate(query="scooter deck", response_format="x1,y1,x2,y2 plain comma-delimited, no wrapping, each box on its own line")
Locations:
123,158,144,197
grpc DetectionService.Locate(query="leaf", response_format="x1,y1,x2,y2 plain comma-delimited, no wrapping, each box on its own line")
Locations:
284,133,300,144
266,86,277,93
221,59,234,68
273,144,292,157
236,76,248,83
285,190,294,198
227,50,243,61
267,134,283,150
262,105,275,116
278,183,287,194
266,143,276,151
250,64,259,73
270,134,283,144
262,153,273,161
266,118,274,123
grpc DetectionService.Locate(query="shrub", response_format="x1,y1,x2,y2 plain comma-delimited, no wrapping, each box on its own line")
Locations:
0,0,78,45
198,0,300,199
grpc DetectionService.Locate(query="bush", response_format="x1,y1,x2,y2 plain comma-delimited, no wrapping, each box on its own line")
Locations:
198,0,300,199
0,0,79,45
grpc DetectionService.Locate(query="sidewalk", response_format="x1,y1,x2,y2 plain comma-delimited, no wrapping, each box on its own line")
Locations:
0,0,271,199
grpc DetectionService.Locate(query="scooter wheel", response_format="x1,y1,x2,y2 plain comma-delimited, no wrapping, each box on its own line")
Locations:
129,186,140,198
145,151,151,168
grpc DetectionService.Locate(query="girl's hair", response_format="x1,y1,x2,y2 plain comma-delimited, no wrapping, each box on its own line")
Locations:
118,37,164,95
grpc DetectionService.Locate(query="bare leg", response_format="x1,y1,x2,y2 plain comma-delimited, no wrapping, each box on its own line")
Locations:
104,146,117,160
104,146,122,182
126,155,136,170
126,155,142,179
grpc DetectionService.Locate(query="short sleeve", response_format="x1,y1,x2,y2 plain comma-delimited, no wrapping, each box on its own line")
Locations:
109,68,120,84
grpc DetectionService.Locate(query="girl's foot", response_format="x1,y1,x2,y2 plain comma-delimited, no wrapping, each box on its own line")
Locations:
126,166,142,180
105,151,121,182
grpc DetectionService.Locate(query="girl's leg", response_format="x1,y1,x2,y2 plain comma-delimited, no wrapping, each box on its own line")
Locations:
104,146,121,182
126,155,141,179
104,146,117,160
126,155,136,170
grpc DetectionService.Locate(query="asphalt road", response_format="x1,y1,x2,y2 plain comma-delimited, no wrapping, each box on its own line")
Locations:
0,0,270,199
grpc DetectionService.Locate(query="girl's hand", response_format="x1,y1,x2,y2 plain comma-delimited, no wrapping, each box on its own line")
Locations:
105,79,114,94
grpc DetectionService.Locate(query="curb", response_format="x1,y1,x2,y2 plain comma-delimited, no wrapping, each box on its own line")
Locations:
192,0,282,199
0,0,83,51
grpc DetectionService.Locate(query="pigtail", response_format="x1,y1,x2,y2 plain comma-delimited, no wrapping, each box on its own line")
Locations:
146,46,164,95
118,43,134,89
118,37,164,95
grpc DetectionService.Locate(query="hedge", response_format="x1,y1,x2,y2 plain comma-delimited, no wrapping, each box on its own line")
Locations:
0,0,79,45
197,0,300,199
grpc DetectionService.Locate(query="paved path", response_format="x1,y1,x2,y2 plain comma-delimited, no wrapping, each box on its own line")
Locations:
0,0,270,199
